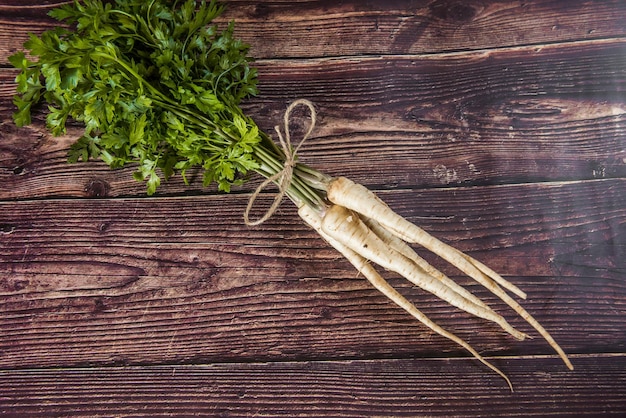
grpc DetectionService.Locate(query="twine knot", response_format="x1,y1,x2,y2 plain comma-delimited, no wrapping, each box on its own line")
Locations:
244,99,317,226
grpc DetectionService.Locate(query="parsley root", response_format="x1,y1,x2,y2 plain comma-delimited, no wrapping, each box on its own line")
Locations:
10,0,572,389
328,177,528,300
326,176,573,371
320,204,526,341
298,204,515,391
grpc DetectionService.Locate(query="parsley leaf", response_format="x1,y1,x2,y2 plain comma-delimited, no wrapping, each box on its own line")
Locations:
11,0,262,194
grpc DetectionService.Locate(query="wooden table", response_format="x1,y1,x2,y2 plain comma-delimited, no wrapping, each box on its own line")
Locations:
1,1,625,416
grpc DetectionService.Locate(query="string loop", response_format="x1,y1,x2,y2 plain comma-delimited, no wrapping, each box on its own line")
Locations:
244,99,317,226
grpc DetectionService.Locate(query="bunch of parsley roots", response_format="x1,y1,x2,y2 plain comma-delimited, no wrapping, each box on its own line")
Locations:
10,0,572,389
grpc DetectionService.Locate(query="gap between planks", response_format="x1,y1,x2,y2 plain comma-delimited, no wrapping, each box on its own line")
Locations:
253,37,626,63
1,352,623,373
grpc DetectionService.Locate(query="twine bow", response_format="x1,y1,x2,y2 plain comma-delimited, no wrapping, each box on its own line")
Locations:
244,99,317,226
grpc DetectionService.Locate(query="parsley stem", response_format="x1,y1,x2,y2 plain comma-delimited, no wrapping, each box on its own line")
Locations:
254,147,326,210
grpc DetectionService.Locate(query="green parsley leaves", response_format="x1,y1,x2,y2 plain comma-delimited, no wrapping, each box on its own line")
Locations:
11,0,261,194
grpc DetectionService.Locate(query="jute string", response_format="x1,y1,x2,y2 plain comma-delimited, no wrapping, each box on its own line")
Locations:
244,99,316,226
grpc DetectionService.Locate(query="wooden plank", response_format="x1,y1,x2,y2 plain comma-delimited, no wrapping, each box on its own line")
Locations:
1,180,624,369
1,355,625,416
1,39,625,199
227,0,626,58
1,0,625,61
0,1,624,415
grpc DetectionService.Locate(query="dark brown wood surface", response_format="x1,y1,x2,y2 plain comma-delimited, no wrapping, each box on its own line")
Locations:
1,0,625,416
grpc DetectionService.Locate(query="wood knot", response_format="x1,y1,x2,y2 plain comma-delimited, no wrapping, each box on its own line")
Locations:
429,1,477,22
84,178,111,197
251,3,271,18
0,224,16,235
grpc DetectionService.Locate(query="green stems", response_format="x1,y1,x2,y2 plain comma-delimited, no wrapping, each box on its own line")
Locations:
93,49,328,212
253,146,327,211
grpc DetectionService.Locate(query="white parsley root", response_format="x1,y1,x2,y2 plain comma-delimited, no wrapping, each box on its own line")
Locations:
298,204,515,391
317,176,574,380
319,204,526,341
327,177,528,299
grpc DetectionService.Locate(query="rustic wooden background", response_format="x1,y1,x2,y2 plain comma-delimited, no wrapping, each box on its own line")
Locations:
1,0,625,416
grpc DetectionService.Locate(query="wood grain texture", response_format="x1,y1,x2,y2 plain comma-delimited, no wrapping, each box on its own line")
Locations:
2,39,625,199
1,0,626,60
1,180,624,370
0,0,625,415
0,355,625,417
